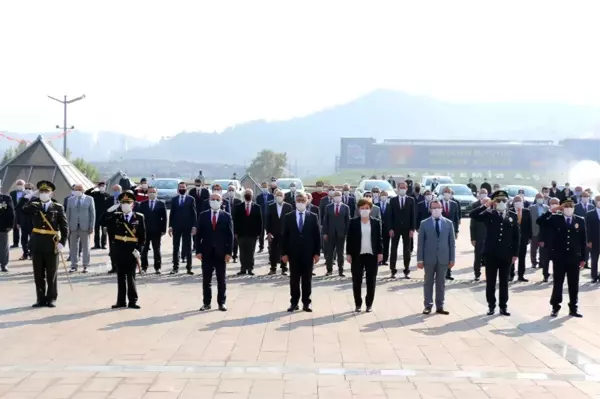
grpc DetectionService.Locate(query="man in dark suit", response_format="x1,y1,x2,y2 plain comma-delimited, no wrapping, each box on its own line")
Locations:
574,190,594,269
549,181,560,199
305,193,320,219
379,190,392,265
387,175,397,189
85,181,111,249
233,188,262,275
516,189,532,208
168,181,197,275
189,177,210,216
318,185,335,223
266,189,293,275
15,182,34,261
538,200,586,317
415,189,433,229
9,179,25,248
256,181,274,253
284,182,299,210
470,189,488,281
411,184,425,204
196,191,234,311
558,183,575,204
223,184,242,262
467,178,477,195
440,186,460,280
341,183,356,216
322,191,350,276
510,195,532,282
138,186,167,274
282,192,321,312
388,181,416,279
585,194,600,283
480,178,492,195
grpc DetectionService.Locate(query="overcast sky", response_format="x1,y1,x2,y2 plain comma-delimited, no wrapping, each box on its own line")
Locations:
1,0,599,140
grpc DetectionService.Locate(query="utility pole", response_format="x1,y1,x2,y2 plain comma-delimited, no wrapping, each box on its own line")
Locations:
47,94,86,157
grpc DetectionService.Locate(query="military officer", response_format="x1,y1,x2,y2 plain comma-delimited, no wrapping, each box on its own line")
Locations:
537,200,585,318
104,191,146,309
23,181,68,307
470,190,519,316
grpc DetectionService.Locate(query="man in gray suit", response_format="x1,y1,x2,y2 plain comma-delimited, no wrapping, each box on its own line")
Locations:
67,184,96,273
322,190,350,276
417,199,456,315
529,192,549,269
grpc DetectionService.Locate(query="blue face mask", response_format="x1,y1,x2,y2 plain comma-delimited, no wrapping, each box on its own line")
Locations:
113,192,120,197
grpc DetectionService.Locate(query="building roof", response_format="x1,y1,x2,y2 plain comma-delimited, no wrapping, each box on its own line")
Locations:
0,135,93,201
106,169,134,189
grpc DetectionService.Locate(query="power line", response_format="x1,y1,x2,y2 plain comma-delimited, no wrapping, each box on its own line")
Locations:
47,94,86,157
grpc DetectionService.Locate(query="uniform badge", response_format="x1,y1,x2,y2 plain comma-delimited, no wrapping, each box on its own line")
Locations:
575,223,579,229
508,217,513,223
0,202,6,209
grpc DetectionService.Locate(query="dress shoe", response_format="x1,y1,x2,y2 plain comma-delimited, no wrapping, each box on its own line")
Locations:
499,309,511,316
382,262,388,266
365,306,372,313
569,311,583,318
236,271,246,276
302,305,313,312
186,270,194,276
551,309,559,317
446,276,455,281
542,277,548,283
232,257,238,263
219,304,227,311
287,305,299,312
170,268,179,275
128,303,141,309
155,270,161,275
282,270,288,276
584,265,591,269
18,255,28,260
404,274,411,280
509,275,515,282
258,248,264,253
69,266,77,273
102,246,107,250
108,269,116,274
355,307,361,313
46,302,56,308
10,244,19,248
111,303,127,309
474,276,480,282
199,304,211,311
82,267,88,274
325,271,332,276
0,266,8,272
92,246,101,250
391,271,397,279
338,272,346,278
517,277,528,282
32,302,45,308
267,270,276,275
311,272,316,276
248,271,255,276
436,308,450,315
422,307,432,315
486,308,495,316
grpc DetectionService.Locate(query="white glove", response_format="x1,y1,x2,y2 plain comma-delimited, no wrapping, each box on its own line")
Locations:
57,243,64,251
107,204,120,212
132,249,140,260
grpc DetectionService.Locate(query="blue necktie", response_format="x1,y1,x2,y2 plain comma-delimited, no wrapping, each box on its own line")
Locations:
382,203,385,214
179,196,183,206
299,213,304,230
435,218,440,237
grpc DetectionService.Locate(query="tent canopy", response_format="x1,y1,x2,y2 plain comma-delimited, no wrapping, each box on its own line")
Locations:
0,135,93,202
106,169,134,190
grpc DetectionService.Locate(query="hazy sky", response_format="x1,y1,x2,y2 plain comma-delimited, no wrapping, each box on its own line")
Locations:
1,0,599,140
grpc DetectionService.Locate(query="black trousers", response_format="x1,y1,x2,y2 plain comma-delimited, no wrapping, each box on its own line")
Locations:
540,246,551,279
473,239,485,278
142,232,162,270
93,219,107,248
290,262,312,306
590,248,599,281
238,236,257,272
12,222,19,246
511,239,529,278
390,230,411,273
32,251,58,304
21,228,31,256
172,229,192,269
258,226,266,250
325,232,345,272
107,234,116,270
202,251,226,305
116,258,138,305
550,256,580,312
485,255,510,310
233,237,239,259
351,254,378,308
268,235,287,271
382,233,390,263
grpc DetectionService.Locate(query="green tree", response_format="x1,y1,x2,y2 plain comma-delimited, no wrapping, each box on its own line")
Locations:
246,149,287,182
1,141,27,164
72,157,100,182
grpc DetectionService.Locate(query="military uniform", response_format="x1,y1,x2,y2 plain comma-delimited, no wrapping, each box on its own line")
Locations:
0,191,15,271
22,181,68,306
537,203,586,317
469,190,520,315
104,191,146,308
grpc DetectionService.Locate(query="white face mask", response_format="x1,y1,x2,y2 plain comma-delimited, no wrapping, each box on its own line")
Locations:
333,196,342,203
121,203,132,213
296,202,307,212
343,190,350,195
275,196,284,204
24,188,32,194
98,186,106,193
496,202,507,212
513,202,523,209
563,208,574,217
227,191,235,197
141,184,148,190
543,192,549,197
536,198,543,204
359,209,370,218
74,191,83,197
148,193,157,200
479,194,487,199
582,197,589,203
39,193,51,202
209,200,221,210
16,185,24,191
443,193,451,200
372,193,379,199
380,195,388,202
425,195,432,201
316,187,323,192
290,187,297,193
397,189,406,196
431,208,442,218
328,190,334,196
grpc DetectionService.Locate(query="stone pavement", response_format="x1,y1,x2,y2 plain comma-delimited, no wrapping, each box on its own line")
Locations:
2,219,600,398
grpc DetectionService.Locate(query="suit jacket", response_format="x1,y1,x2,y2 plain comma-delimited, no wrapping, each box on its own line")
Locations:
84,189,111,219
322,202,350,236
511,207,532,242
415,200,430,230
284,191,298,210
537,212,586,262
307,203,320,221
470,206,520,258
388,195,416,233
66,194,96,231
341,195,356,216
0,194,15,232
354,203,381,220
417,217,456,266
169,195,197,231
585,209,600,250
233,202,262,237
345,217,382,259
411,193,425,204
9,190,25,218
265,202,293,237
223,197,242,215
256,191,274,218
195,209,234,258
529,203,549,237
440,199,460,233
469,200,487,242
188,186,210,214
318,196,333,222
138,199,167,234
281,210,321,265
575,202,594,217
15,197,33,232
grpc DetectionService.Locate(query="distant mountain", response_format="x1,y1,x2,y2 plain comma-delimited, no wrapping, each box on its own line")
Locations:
113,90,600,171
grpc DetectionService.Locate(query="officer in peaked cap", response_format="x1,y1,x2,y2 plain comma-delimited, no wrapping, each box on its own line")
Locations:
104,190,146,309
536,199,586,318
22,180,68,307
469,190,520,316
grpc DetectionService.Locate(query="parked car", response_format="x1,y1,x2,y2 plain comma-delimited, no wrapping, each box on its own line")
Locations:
354,179,397,200
433,183,478,213
420,175,454,191
153,178,180,208
212,179,243,199
275,178,305,195
504,185,538,205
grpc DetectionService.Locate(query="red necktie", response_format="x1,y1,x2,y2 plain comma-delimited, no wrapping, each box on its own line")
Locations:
335,204,339,216
246,205,250,216
445,202,449,215
212,212,217,230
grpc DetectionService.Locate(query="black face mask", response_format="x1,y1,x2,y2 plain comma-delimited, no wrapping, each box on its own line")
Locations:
244,194,252,201
552,183,557,188
415,188,421,194
178,189,186,195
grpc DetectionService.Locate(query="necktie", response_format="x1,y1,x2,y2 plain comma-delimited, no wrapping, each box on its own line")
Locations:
246,204,250,216
335,204,339,216
212,212,217,230
150,200,154,211
435,218,440,237
444,202,449,215
401,197,404,209
299,212,304,230
77,197,81,208
180,196,184,206
567,217,571,225
382,202,385,214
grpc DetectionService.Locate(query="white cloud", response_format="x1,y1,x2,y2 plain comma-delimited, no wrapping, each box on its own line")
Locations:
0,0,599,139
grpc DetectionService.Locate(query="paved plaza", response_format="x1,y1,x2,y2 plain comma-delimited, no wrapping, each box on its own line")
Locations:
2,219,600,398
